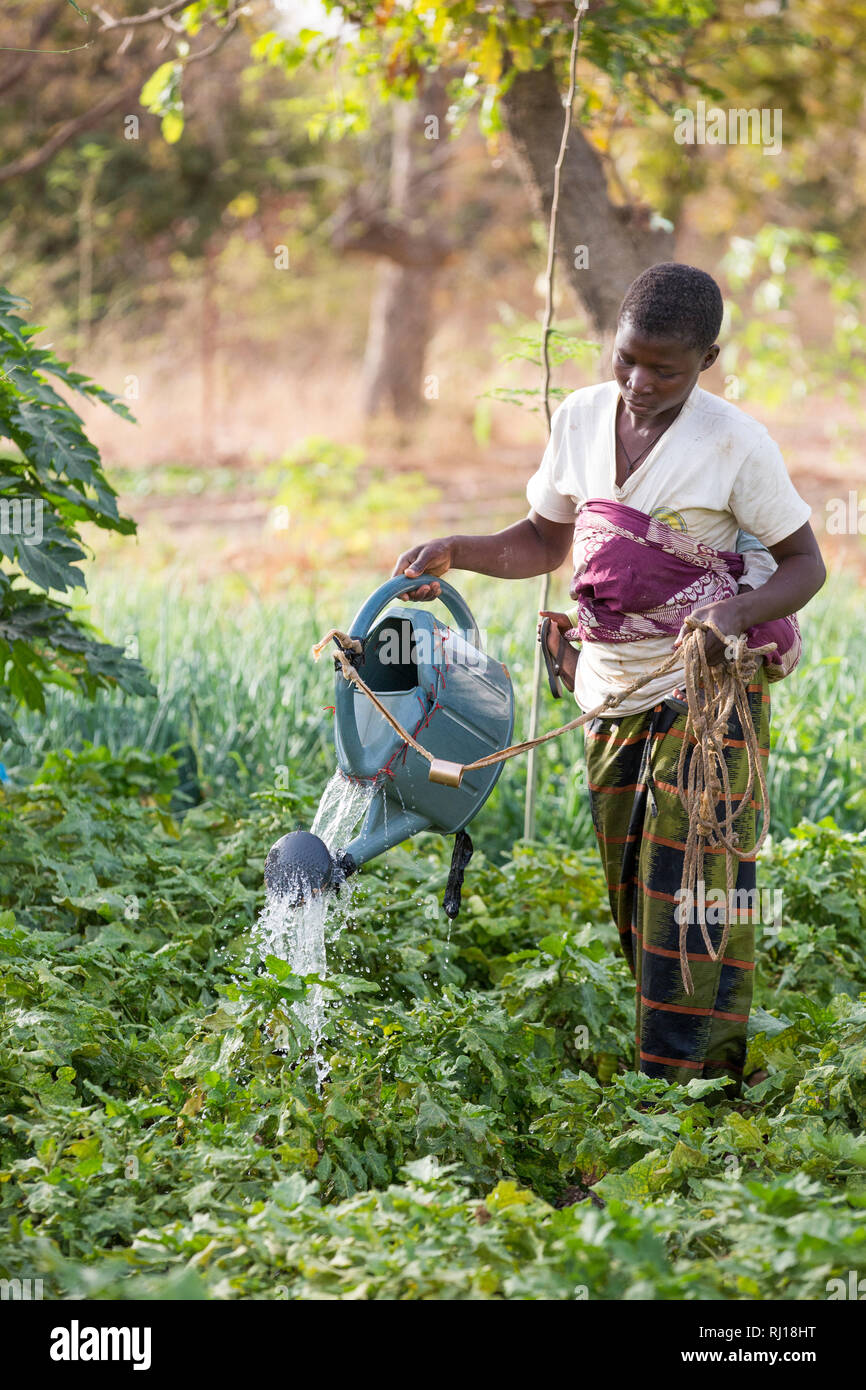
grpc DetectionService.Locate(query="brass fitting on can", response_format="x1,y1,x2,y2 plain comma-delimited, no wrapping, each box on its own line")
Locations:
427,759,465,788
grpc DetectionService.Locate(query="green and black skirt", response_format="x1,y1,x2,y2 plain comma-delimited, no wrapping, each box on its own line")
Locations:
584,670,771,1093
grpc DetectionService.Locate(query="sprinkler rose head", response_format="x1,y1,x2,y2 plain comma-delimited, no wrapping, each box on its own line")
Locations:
264,830,344,905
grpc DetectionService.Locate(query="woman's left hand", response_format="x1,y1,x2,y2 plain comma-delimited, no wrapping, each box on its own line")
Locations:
675,595,749,666
537,609,573,638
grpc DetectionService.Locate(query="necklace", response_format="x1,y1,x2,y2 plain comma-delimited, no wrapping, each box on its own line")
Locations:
617,402,680,476
618,430,661,475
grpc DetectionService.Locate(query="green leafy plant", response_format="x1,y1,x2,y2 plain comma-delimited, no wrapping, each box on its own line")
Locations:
720,226,866,413
0,289,153,745
2,737,866,1300
483,323,601,414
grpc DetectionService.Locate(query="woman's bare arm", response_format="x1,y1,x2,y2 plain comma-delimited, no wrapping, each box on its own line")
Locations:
391,510,574,599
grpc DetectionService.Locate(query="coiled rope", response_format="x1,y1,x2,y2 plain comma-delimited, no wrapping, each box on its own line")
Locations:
313,617,775,992
674,623,774,994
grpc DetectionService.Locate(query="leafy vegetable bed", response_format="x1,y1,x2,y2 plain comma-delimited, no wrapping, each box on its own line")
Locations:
1,746,864,1299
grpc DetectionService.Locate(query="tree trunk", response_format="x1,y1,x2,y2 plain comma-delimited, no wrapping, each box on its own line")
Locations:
359,75,452,419
200,238,219,464
363,261,437,419
501,62,674,337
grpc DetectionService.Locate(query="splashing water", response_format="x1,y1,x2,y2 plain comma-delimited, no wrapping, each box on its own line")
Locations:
310,771,373,844
251,772,374,1086
312,773,374,945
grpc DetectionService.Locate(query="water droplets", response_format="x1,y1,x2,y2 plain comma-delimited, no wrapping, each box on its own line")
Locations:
252,772,374,1087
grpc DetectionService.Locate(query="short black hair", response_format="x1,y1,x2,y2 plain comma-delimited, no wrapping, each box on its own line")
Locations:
617,262,723,353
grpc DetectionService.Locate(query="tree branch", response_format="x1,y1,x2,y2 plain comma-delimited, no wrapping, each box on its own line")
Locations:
181,4,241,66
330,197,454,268
93,0,242,57
0,2,244,187
0,80,139,186
0,1,69,97
93,0,192,30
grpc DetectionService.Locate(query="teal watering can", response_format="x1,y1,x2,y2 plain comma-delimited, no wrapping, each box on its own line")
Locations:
264,574,514,908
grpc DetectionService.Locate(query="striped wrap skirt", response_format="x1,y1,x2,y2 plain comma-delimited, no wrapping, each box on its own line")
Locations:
584,670,771,1093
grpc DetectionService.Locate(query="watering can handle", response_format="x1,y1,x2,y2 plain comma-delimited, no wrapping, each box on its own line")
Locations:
346,574,481,647
335,576,481,774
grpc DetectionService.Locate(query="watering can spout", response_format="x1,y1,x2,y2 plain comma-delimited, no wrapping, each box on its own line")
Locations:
264,830,356,905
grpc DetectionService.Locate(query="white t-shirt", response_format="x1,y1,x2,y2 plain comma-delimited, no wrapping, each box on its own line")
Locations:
525,379,812,714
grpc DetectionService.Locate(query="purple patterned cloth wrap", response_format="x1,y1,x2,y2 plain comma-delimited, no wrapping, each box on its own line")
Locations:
566,499,801,682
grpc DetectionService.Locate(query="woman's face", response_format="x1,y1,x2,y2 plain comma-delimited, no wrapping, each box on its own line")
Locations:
612,319,719,421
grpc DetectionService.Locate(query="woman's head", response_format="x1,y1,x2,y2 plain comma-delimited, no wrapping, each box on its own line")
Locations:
613,262,723,419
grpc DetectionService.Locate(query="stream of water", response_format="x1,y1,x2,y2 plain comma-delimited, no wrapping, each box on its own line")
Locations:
251,772,374,1085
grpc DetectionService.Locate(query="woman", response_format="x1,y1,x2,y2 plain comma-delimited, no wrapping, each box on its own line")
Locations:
391,262,825,1093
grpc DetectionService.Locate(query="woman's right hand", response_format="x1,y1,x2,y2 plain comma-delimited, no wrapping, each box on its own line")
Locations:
391,537,455,600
